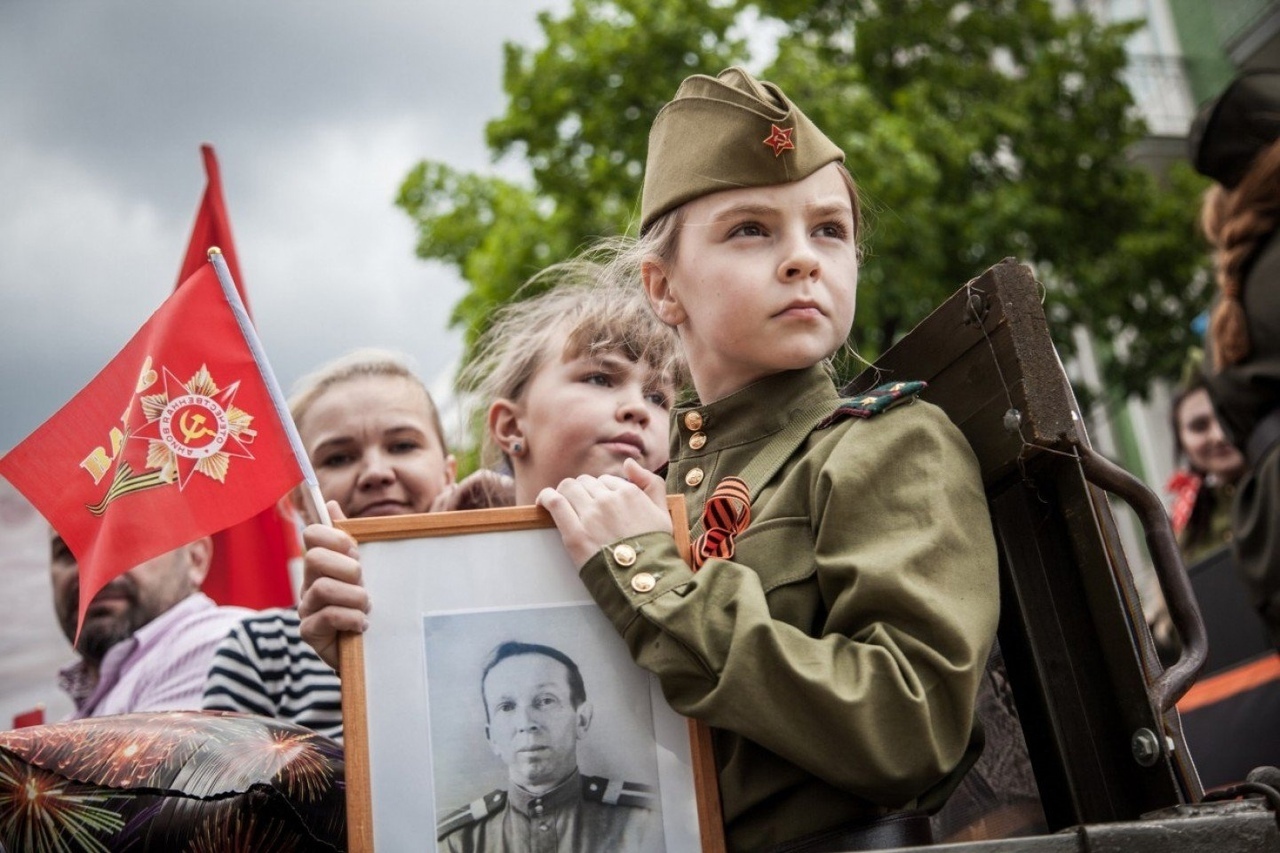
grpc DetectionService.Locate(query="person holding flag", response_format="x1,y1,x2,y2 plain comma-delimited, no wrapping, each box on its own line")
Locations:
203,347,460,743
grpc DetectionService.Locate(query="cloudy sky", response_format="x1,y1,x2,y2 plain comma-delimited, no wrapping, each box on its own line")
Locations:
0,0,572,722
0,0,567,456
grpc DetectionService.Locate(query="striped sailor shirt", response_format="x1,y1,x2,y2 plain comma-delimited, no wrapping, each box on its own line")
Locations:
201,607,344,743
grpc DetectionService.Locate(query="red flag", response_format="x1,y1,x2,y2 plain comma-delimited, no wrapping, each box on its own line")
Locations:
179,145,248,306
177,144,299,609
0,262,305,637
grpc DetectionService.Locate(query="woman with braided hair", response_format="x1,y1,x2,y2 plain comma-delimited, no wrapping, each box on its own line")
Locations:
1191,69,1280,650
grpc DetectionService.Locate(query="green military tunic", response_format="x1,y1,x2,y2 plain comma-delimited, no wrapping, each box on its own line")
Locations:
436,770,657,852
578,366,1000,852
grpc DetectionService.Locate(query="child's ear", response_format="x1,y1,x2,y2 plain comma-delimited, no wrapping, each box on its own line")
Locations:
488,399,524,458
642,259,687,327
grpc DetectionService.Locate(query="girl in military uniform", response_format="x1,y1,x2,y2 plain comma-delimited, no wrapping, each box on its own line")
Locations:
536,67,999,852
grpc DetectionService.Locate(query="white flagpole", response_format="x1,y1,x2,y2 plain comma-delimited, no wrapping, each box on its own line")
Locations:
206,247,332,527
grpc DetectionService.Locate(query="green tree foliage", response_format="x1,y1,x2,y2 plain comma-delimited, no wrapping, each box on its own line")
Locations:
398,0,747,348
398,0,1210,397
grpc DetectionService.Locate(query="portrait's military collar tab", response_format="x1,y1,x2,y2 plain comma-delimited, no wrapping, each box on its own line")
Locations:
817,380,928,429
436,789,506,840
581,774,657,809
508,769,582,815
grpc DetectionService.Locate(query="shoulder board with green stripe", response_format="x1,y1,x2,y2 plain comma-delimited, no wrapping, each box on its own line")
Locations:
817,380,927,429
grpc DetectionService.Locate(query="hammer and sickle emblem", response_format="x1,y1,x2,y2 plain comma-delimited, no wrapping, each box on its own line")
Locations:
179,410,218,444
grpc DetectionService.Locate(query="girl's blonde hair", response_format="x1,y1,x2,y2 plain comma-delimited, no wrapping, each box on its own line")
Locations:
460,259,685,465
1200,137,1280,370
288,348,448,450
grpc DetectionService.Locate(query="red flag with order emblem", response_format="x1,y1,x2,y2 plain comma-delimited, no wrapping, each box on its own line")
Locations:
177,144,300,609
0,259,304,638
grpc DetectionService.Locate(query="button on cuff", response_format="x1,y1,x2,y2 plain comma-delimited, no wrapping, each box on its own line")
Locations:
630,572,657,593
612,543,638,566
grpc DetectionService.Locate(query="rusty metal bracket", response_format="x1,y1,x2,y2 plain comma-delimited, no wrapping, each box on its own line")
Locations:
1076,444,1208,711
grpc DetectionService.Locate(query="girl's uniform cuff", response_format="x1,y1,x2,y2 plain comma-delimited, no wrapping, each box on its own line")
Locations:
579,532,694,630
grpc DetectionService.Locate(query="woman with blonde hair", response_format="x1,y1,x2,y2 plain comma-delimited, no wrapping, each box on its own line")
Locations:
204,348,457,741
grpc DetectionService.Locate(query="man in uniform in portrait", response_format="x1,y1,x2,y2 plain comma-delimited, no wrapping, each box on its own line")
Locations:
436,640,658,852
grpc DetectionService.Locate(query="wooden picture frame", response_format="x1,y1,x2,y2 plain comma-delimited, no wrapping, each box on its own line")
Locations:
338,496,725,852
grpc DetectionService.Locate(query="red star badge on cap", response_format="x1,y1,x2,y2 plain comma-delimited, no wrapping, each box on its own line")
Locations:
762,124,795,157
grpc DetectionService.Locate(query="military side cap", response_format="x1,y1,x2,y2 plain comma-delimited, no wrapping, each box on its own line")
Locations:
1189,69,1280,189
640,67,845,232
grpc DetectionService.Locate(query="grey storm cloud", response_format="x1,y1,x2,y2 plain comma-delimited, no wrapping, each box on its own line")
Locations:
0,0,559,453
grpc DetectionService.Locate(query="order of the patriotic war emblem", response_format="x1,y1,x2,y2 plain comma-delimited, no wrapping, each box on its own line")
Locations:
81,358,258,514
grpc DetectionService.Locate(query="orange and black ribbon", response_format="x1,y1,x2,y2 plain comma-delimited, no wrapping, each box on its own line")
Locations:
691,476,751,571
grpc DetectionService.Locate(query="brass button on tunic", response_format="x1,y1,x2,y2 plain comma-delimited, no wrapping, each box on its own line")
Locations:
630,572,657,593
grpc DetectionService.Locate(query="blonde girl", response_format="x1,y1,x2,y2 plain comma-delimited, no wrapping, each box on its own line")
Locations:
536,67,999,853
463,261,683,506
297,265,683,668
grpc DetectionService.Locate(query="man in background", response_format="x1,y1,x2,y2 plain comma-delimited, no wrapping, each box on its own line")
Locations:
49,531,249,718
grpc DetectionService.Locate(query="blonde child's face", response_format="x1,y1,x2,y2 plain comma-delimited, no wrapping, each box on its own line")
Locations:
644,163,858,402
300,374,456,520
496,347,673,504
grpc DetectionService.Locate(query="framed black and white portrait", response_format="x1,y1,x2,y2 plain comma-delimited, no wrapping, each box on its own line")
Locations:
338,500,724,852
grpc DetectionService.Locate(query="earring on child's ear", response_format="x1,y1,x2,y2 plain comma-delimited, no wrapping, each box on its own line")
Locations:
511,440,525,457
